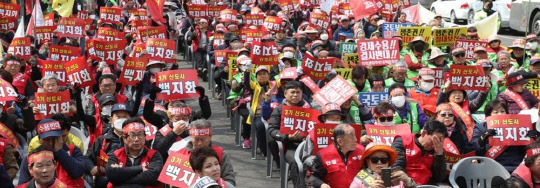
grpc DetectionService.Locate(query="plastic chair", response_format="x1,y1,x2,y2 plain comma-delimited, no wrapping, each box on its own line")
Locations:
246,103,259,159
221,79,231,119
15,133,27,158
70,127,89,155
449,156,511,188
294,141,306,187
234,112,243,146
277,141,289,188
263,119,274,178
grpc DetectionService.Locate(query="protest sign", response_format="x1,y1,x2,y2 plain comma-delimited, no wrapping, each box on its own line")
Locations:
433,27,467,47
0,78,17,102
213,34,225,48
0,17,17,31
140,117,158,141
49,45,81,61
44,13,54,26
130,20,151,33
0,122,18,147
245,14,264,26
100,7,122,24
146,38,176,63
137,25,167,42
444,150,475,175
96,27,125,41
228,53,239,81
129,42,146,58
263,16,283,32
251,40,279,65
312,123,362,154
187,4,208,18
357,38,400,66
56,17,86,38
93,39,127,65
64,56,96,88
381,23,414,39
279,0,294,11
339,3,352,16
300,76,320,93
365,124,412,145
214,50,231,66
487,114,532,146
208,5,227,17
448,65,487,92
525,78,540,100
343,53,359,67
35,26,56,44
398,26,432,45
359,92,390,107
334,68,352,79
0,2,19,18
38,60,66,86
454,39,489,60
339,42,357,55
34,91,71,119
313,75,358,106
7,37,31,60
220,9,237,22
119,57,148,86
302,53,333,80
158,151,199,187
244,28,264,44
280,106,321,136
156,70,200,101
309,12,330,30
433,68,445,88
279,67,298,79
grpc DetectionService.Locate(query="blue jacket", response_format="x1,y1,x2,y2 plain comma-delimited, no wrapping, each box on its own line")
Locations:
332,25,354,41
0,165,13,188
395,102,429,130
261,90,309,120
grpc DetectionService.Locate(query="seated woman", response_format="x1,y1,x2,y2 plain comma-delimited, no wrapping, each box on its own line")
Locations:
506,140,540,188
432,103,475,154
350,142,415,188
498,71,539,114
189,146,236,188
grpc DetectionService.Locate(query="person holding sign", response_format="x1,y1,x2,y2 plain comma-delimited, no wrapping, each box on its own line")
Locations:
498,71,539,114
409,68,440,116
432,103,475,154
389,83,429,133
333,16,354,41
505,140,540,188
391,120,448,185
467,59,499,112
18,149,67,188
189,146,236,188
373,102,396,126
403,37,429,79
385,61,415,89
309,124,365,188
2,55,34,99
244,64,273,149
448,48,468,68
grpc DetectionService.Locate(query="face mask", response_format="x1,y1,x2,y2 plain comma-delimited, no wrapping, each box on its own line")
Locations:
414,44,425,52
331,20,338,25
379,122,394,126
420,82,435,92
391,96,406,108
326,120,340,124
528,42,538,50
150,67,161,74
314,50,319,57
101,105,112,116
114,118,127,131
320,34,329,41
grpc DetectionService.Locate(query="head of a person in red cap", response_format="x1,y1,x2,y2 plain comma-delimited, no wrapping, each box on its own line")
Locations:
497,50,512,71
433,103,454,127
318,103,346,124
373,101,395,126
506,140,540,188
530,54,540,74
505,71,529,93
359,142,398,176
473,46,488,60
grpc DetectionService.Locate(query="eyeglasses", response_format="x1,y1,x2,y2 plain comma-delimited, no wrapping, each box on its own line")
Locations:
454,53,465,58
100,84,115,88
378,116,394,122
438,113,454,118
126,133,145,140
369,157,389,164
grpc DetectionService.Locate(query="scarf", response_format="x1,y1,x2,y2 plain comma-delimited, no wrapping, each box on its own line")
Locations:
446,122,456,137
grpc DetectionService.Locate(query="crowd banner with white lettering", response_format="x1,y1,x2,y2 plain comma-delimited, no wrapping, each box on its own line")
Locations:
128,42,146,58
357,38,400,67
313,75,358,106
93,39,126,65
208,5,227,17
454,39,489,60
34,91,71,120
99,7,122,24
244,28,264,44
432,68,445,88
263,16,283,33
525,78,540,100
444,151,475,175
137,25,167,43
130,20,151,34
278,0,294,11
214,50,230,66
300,76,321,93
187,4,208,18
141,117,158,141
0,2,19,19
381,22,414,39
130,9,148,20
302,53,333,80
365,124,411,146
44,13,54,26
212,34,225,48
118,57,148,86
250,40,280,65
245,13,264,26
398,26,432,45
56,17,86,38
309,12,330,30
432,27,467,47
448,65,487,92
146,38,176,63
359,92,389,107
0,78,17,102
312,123,362,154
280,106,321,136
227,53,238,81
0,122,18,148
156,69,200,101
96,27,125,41
487,114,532,146
38,59,66,86
49,45,81,61
35,26,56,45
334,68,352,79
339,42,357,55
64,56,96,88
158,151,199,187
7,37,31,60
220,9,237,22
0,17,17,31
338,3,352,16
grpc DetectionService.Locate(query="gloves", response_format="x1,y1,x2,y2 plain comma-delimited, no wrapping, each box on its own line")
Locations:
195,86,205,97
485,129,497,136
479,129,497,146
135,81,143,93
149,83,162,100
243,61,253,72
16,95,28,108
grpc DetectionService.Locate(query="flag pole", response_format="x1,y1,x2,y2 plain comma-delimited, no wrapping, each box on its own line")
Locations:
524,0,532,64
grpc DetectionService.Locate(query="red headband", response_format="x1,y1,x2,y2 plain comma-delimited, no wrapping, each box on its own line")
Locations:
37,121,61,135
169,107,192,116
505,75,524,86
374,109,394,118
189,127,212,137
122,122,145,135
372,81,383,86
5,60,20,66
390,88,405,96
28,150,54,165
394,66,407,71
527,148,540,158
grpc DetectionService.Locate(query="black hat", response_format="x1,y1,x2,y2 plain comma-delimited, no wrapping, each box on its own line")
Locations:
505,71,529,87
98,94,116,106
111,103,131,114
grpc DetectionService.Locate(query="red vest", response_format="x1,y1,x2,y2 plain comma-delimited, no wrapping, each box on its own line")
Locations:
12,73,28,96
513,164,540,188
0,138,8,164
16,178,67,188
178,145,224,164
159,125,182,142
107,147,161,188
319,143,364,188
56,145,85,187
409,87,439,115
89,93,128,145
398,134,435,185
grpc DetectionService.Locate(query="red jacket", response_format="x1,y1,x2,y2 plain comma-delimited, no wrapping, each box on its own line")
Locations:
397,134,435,185
12,73,29,96
403,52,425,71
192,28,212,52
89,93,128,146
319,143,364,187
513,163,540,188
107,147,161,188
57,145,85,187
409,87,440,115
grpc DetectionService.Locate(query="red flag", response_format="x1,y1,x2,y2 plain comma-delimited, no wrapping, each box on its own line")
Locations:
146,0,166,23
350,0,380,21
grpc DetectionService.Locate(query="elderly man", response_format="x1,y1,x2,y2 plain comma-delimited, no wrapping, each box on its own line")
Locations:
409,68,440,116
176,120,236,186
16,149,67,188
106,118,163,187
309,124,365,188
2,55,34,98
404,37,430,78
385,61,415,88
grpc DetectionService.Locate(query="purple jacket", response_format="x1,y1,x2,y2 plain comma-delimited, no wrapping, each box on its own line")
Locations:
497,88,539,114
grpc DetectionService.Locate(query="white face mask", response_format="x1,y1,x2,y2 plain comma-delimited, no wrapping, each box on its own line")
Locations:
379,121,394,126
391,96,406,108
326,120,340,124
101,105,113,116
114,118,127,131
528,42,538,50
420,82,435,92
332,20,338,25
320,34,329,41
150,67,161,74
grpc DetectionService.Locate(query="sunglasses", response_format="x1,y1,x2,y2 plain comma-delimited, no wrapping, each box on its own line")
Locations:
369,157,389,164
438,113,454,117
378,116,394,122
454,53,465,58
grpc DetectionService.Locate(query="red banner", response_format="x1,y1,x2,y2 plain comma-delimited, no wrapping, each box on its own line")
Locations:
0,17,17,31
244,28,264,44
280,106,321,136
365,124,412,146
0,78,17,102
219,9,237,22
339,3,354,16
158,151,200,187
250,40,279,65
214,50,234,66
57,17,86,38
131,9,148,20
49,45,81,62
487,114,533,146
0,122,18,147
130,42,146,58
156,69,200,101
0,2,20,18
34,91,71,119
357,38,400,66
141,117,158,141
448,65,487,92
146,38,176,63
208,5,227,17
35,26,56,44
77,10,88,19
309,12,330,30
96,27,125,41
312,123,362,154
212,34,225,48
313,75,358,107
263,16,283,32
130,20,151,33
302,53,333,80
38,59,67,86
433,68,444,88
278,0,294,12
454,39,488,60
7,37,31,60
444,150,475,175
64,56,96,88
300,76,321,93
93,39,127,65
100,7,122,24
137,25,167,42
119,57,148,86
44,13,54,26
187,4,208,18
245,14,264,26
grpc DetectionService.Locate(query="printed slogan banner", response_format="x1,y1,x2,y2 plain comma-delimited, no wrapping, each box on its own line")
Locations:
313,75,358,106
93,39,127,65
365,124,411,145
208,5,227,17
38,60,66,86
448,65,487,92
381,22,414,39
309,12,330,30
525,78,540,100
118,57,148,86
56,17,86,38
250,40,279,65
64,56,96,88
158,152,200,187
245,14,264,26
34,91,71,119
433,68,445,88
398,26,432,45
433,27,467,47
7,37,31,60
137,25,167,43
156,69,200,101
0,78,18,102
357,38,400,66
0,17,17,31
487,114,532,146
96,27,125,41
146,38,176,63
280,106,321,136
359,92,389,107
219,9,237,22
35,26,56,44
339,42,357,55
454,39,488,60
100,7,122,24
187,4,208,18
302,53,333,80
0,2,19,19
263,16,283,32
334,68,352,79
49,45,81,61
312,123,362,154
0,122,18,147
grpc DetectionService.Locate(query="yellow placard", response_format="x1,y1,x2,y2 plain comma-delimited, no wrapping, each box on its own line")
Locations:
433,27,467,47
334,68,352,79
398,26,432,45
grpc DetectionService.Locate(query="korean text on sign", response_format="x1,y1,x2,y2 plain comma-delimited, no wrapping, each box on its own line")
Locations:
7,37,31,60
313,75,358,106
365,124,411,146
56,17,86,38
454,39,488,60
49,45,81,62
432,27,467,47
0,78,17,102
487,114,532,146
301,53,333,80
34,91,71,119
64,56,96,88
359,92,389,107
119,57,148,86
525,78,540,100
263,16,283,32
357,38,400,67
398,26,432,45
158,151,199,187
312,123,362,154
381,23,414,39
251,40,280,65
93,39,126,65
146,38,176,63
280,106,321,136
156,69,200,101
99,7,122,24
38,59,66,86
448,65,487,92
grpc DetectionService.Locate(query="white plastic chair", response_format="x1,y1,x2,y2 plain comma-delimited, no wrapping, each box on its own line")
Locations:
70,127,89,155
449,156,511,188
